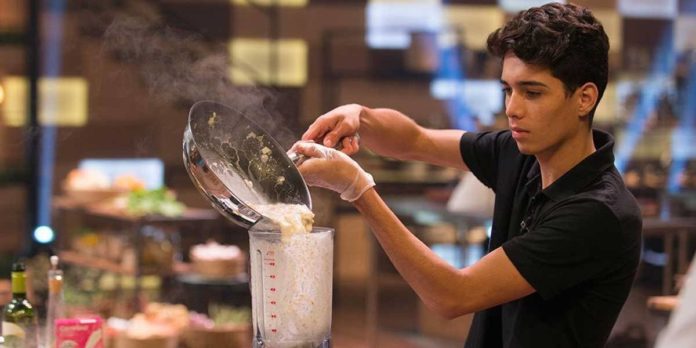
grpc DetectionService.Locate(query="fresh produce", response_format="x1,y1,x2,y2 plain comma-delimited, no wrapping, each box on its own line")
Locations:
208,304,251,326
126,188,185,217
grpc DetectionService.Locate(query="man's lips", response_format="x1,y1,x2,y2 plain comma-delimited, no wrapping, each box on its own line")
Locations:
511,127,529,139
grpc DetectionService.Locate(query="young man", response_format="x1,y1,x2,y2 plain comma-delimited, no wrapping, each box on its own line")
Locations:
292,3,642,347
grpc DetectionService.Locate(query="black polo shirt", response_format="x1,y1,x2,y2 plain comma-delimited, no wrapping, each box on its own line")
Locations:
459,129,642,348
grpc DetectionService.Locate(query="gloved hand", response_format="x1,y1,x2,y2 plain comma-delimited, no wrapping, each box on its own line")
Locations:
290,141,375,202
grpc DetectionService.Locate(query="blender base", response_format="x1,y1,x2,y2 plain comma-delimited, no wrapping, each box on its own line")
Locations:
253,337,331,348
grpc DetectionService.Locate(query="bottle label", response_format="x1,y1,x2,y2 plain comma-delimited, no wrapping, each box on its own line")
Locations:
10,272,26,295
2,321,38,348
49,278,63,294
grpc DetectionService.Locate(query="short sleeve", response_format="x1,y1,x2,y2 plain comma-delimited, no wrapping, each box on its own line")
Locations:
502,200,623,300
460,130,511,191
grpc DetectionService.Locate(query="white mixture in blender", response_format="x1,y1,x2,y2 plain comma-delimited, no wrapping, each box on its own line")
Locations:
250,203,314,238
249,204,333,347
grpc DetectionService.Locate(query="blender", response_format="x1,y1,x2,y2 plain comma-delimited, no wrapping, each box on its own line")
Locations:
183,101,333,347
249,227,333,348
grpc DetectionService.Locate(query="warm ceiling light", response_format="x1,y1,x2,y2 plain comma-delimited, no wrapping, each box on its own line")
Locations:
1,76,89,127
231,0,308,7
444,5,504,50
0,83,4,105
229,39,308,86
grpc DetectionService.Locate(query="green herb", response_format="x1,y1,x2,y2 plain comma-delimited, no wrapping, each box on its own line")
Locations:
126,188,185,217
208,304,251,326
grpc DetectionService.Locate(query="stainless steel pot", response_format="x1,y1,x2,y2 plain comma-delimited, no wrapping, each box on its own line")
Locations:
183,100,312,229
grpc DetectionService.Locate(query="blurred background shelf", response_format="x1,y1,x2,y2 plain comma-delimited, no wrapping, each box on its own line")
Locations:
59,249,132,275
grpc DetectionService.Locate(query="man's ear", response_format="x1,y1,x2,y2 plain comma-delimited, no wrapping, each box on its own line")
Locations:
577,82,599,118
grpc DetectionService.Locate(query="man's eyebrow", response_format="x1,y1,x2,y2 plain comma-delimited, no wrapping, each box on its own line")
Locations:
499,80,550,88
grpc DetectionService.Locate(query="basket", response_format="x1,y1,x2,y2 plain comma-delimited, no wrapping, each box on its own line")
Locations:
112,335,177,348
181,325,251,348
191,255,245,279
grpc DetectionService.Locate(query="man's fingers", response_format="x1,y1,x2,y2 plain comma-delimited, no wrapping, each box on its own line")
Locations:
302,123,326,141
292,142,324,158
341,137,359,155
324,121,354,148
303,114,340,141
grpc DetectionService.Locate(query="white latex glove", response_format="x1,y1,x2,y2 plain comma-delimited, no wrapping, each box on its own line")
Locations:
290,141,375,202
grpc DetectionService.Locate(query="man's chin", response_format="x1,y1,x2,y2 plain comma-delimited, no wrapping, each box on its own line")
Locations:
514,142,534,155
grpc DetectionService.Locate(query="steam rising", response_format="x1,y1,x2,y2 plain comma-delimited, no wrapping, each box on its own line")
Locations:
97,2,296,148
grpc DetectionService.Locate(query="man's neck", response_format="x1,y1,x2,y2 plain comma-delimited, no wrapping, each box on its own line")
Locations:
536,130,596,189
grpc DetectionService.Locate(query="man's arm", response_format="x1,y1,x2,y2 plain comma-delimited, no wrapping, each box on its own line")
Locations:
359,107,467,170
302,105,468,170
354,188,535,318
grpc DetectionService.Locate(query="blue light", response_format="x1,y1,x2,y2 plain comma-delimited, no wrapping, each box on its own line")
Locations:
35,0,66,231
614,29,675,174
34,225,55,244
364,1,476,130
433,36,476,131
430,79,502,126
667,57,696,193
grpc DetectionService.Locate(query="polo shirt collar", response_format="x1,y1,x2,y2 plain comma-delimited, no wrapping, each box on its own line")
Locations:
524,129,616,201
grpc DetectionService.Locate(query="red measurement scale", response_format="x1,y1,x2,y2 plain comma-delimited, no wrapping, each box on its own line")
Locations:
263,250,279,336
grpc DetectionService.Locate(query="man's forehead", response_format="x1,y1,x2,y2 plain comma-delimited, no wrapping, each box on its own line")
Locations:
501,54,558,86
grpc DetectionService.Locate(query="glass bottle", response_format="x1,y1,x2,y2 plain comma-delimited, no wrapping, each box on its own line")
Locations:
46,256,65,348
2,262,38,348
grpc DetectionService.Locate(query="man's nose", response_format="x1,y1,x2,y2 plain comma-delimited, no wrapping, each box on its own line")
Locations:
505,92,523,119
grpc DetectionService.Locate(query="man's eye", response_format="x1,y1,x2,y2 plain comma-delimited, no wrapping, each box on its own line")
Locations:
526,91,542,98
502,87,512,95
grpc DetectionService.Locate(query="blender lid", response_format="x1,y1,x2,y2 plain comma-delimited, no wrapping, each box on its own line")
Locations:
183,100,312,229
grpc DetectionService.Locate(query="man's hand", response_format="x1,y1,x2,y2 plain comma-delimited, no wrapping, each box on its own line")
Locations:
290,141,375,202
302,105,468,170
302,104,362,155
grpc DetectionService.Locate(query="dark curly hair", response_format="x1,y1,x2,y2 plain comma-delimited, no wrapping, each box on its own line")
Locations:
487,2,609,123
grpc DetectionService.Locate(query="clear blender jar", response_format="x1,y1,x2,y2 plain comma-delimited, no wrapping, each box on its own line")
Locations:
250,227,334,348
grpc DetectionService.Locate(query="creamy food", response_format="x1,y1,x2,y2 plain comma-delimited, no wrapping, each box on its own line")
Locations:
250,203,314,238
207,111,217,127
261,146,272,163
190,241,242,261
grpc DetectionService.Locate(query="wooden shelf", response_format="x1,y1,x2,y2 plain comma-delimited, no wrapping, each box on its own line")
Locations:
176,272,249,288
53,197,219,224
59,251,238,281
59,250,132,275
85,205,219,224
